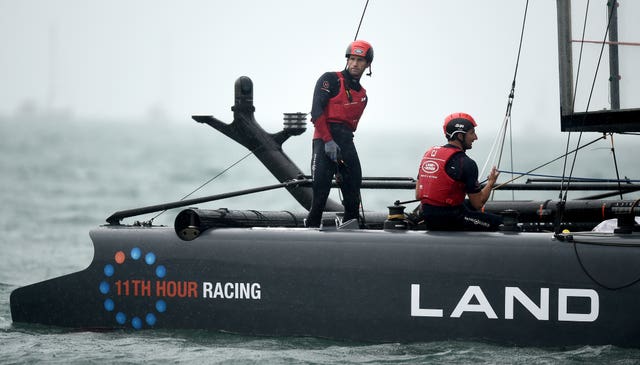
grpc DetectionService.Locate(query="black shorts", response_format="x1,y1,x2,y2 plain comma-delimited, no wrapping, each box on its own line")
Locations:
421,201,503,231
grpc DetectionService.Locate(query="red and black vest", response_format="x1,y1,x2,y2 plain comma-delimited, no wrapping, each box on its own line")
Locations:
325,72,367,131
417,146,466,206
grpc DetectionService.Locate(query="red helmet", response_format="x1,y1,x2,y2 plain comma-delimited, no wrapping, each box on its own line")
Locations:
345,40,374,63
443,112,477,140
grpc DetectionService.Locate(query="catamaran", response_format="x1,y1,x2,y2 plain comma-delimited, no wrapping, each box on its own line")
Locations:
10,0,640,347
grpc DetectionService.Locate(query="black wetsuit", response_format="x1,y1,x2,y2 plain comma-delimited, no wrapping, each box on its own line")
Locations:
306,70,366,227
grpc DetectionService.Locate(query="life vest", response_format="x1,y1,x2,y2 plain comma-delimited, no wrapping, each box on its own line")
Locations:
417,146,466,206
324,72,367,131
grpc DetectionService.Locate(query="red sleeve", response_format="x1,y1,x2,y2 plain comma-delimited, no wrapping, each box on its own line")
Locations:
312,114,333,142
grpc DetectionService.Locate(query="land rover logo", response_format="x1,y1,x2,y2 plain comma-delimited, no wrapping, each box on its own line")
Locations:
421,160,439,174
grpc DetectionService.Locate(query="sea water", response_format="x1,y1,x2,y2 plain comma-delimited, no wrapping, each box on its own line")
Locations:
1,115,639,364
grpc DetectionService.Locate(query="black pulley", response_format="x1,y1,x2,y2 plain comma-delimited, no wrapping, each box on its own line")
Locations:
384,205,408,231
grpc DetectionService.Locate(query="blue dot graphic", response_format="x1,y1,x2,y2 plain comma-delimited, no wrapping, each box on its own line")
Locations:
102,249,168,328
156,300,167,313
104,298,114,311
132,316,142,329
146,313,157,326
155,265,166,278
99,281,110,294
130,247,141,260
145,252,156,265
116,312,126,324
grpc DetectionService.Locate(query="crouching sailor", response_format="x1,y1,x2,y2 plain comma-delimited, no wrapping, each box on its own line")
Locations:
415,112,503,231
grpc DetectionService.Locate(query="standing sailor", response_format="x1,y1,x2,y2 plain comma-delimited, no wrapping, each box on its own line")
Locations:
305,40,373,228
416,112,503,231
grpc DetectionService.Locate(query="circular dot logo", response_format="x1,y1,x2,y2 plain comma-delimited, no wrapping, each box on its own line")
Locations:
99,247,168,329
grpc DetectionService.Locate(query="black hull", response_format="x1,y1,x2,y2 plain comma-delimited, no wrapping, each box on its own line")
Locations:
11,225,640,347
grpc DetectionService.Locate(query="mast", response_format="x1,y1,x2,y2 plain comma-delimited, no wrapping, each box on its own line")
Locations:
556,0,574,118
557,0,640,132
608,1,620,110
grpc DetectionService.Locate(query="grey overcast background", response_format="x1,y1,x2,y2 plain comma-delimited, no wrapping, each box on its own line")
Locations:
1,0,638,137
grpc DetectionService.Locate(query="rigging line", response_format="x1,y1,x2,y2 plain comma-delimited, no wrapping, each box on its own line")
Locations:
499,0,529,157
481,118,503,177
570,0,591,115
571,39,640,46
482,113,511,182
603,3,625,200
555,1,595,234
573,241,640,291
562,0,617,203
559,0,591,201
562,131,586,201
490,135,605,189
148,147,260,222
496,170,638,183
359,191,367,227
509,115,515,196
340,0,369,226
486,0,529,201
486,114,510,199
353,0,370,41
584,2,616,115
577,189,640,200
334,161,366,227
608,133,624,199
342,162,367,227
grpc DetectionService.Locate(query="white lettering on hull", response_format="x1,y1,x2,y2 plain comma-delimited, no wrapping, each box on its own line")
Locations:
202,282,261,300
411,284,598,322
505,287,549,320
558,288,599,322
411,284,443,317
450,286,498,319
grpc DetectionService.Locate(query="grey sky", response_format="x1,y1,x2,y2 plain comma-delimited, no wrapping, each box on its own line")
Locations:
1,0,638,138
